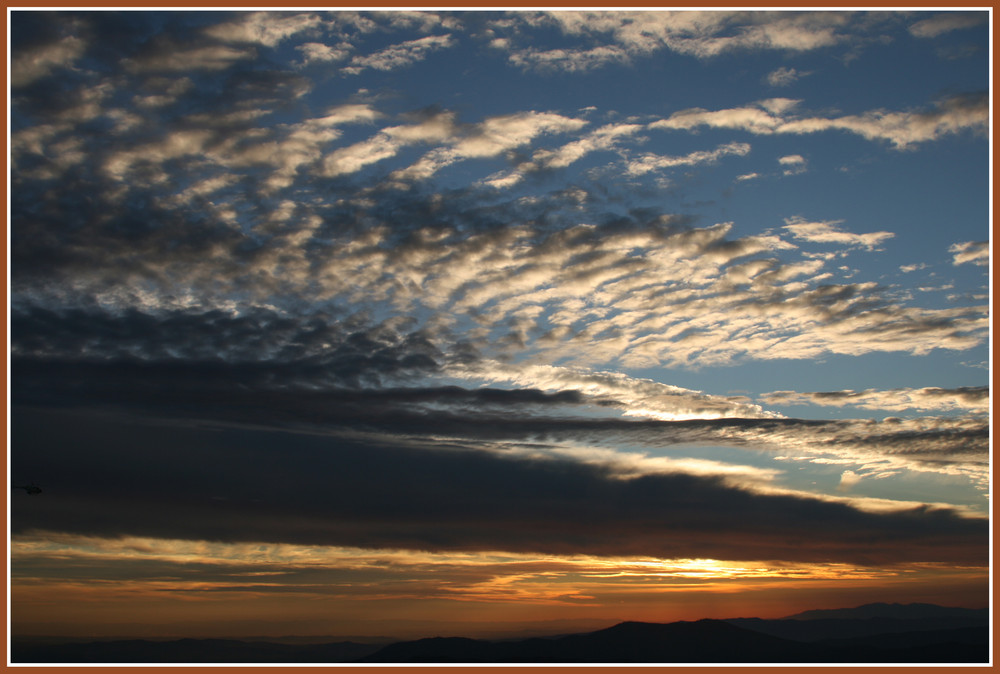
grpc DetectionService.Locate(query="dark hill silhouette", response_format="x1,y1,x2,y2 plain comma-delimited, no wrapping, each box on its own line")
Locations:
12,638,382,663
12,603,989,664
360,619,988,664
365,620,821,663
728,615,989,642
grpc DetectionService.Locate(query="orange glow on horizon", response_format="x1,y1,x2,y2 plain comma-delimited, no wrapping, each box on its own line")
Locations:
11,533,988,639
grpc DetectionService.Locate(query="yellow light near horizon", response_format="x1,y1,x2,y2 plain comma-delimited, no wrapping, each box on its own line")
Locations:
12,533,989,639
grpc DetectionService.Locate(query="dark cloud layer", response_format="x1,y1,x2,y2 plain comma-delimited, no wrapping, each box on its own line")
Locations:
11,407,985,566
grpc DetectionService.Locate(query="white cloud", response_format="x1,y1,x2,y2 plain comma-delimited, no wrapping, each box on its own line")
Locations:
765,66,808,87
11,34,87,87
838,470,862,492
782,217,893,250
342,34,455,75
297,41,353,65
321,111,461,177
651,95,988,150
483,123,643,188
909,12,987,38
542,11,849,60
949,241,989,266
392,111,588,182
624,142,751,176
508,45,632,72
761,386,989,414
778,154,806,175
459,360,781,422
204,11,322,46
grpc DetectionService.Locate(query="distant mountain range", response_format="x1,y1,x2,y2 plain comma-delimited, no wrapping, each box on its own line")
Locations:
13,603,989,664
783,602,987,621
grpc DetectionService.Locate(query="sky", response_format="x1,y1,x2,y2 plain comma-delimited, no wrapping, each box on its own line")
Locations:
8,9,991,643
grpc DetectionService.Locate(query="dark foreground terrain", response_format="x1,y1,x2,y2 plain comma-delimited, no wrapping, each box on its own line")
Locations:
13,603,988,664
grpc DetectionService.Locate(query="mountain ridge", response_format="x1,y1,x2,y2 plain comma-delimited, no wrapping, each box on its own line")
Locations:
13,603,989,664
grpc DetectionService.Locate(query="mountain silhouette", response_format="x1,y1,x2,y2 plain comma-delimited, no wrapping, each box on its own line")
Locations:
782,602,986,621
12,603,989,664
362,620,817,663
12,638,383,663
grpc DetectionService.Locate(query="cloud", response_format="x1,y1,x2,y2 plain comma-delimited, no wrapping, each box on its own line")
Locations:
392,111,588,181
482,123,643,188
11,33,87,88
460,361,780,421
322,110,457,177
765,66,808,87
342,34,456,75
782,217,893,250
651,94,988,149
10,406,987,566
124,41,255,73
496,11,857,70
507,45,633,72
297,41,353,65
949,241,989,266
760,386,989,414
778,154,807,175
203,11,323,46
908,12,988,38
11,165,986,372
19,534,953,618
11,307,989,496
623,142,751,177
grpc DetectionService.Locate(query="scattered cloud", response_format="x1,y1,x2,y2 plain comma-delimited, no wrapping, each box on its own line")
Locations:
782,217,893,250
949,241,989,266
496,11,858,71
778,154,806,175
203,11,323,46
651,94,988,149
761,386,989,414
624,142,751,177
342,34,456,75
908,12,988,39
482,123,643,188
765,66,808,87
297,41,353,65
11,33,87,88
124,42,256,73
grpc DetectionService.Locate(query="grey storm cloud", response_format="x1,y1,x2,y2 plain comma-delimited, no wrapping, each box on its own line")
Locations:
11,406,986,566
